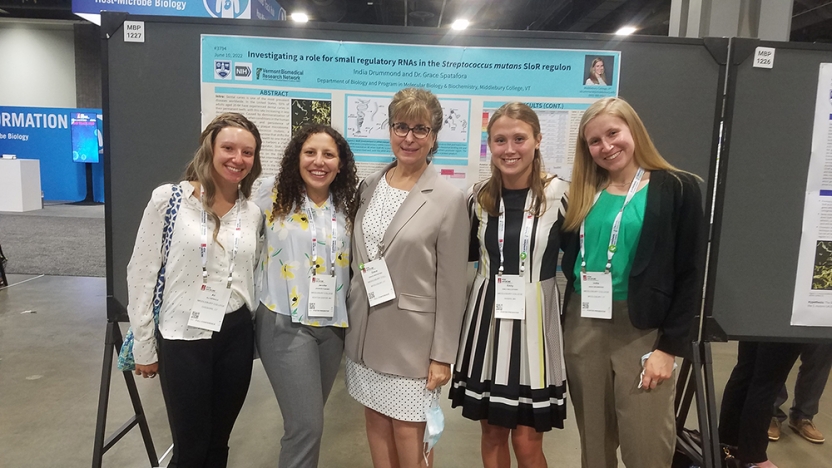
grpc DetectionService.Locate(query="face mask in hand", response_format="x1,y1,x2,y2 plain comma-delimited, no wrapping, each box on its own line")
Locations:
423,390,444,465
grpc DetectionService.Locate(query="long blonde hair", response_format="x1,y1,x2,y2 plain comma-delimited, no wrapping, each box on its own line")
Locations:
478,102,553,217
563,97,692,231
183,112,263,243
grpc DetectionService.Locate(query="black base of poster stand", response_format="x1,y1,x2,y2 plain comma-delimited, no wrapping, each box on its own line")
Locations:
71,163,103,206
674,341,722,468
92,320,159,468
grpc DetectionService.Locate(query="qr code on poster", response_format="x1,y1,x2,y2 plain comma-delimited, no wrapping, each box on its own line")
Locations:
368,292,376,300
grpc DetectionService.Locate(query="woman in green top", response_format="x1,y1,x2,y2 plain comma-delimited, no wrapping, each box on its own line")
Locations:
561,97,705,468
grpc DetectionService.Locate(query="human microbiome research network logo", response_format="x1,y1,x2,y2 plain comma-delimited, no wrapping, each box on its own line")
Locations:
203,0,250,18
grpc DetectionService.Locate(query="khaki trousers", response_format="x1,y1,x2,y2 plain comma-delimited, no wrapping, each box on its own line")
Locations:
564,295,676,468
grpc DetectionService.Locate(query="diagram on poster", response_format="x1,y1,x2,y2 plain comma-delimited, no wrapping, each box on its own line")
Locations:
347,96,389,139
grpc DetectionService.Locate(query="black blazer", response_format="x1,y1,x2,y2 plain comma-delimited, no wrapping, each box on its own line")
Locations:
562,170,706,359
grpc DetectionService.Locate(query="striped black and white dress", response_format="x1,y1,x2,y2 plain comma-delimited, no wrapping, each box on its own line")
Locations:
449,176,569,432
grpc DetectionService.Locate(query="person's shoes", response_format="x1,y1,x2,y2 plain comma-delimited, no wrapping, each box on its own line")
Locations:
768,417,781,441
788,417,825,443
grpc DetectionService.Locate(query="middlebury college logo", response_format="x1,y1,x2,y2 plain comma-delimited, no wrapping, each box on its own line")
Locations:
215,60,232,80
204,0,250,18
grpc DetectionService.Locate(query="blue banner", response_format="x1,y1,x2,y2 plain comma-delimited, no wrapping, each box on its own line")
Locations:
0,106,104,202
73,0,284,20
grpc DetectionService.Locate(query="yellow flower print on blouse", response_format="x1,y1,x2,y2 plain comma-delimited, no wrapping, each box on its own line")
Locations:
290,212,310,230
289,286,302,314
335,251,349,268
280,260,299,280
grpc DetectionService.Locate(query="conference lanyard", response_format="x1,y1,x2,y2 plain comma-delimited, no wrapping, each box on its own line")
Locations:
580,167,645,273
305,196,338,277
199,188,242,288
497,190,534,277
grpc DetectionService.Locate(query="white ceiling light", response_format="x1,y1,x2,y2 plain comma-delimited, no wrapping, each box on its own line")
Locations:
451,19,469,30
615,26,637,35
291,12,309,22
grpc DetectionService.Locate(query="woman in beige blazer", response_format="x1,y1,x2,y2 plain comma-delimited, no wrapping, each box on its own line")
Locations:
344,87,469,468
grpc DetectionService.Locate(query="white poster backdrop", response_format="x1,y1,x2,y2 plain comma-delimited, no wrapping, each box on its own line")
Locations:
792,63,832,327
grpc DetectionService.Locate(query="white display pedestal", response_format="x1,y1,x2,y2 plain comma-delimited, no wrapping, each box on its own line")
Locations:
0,159,42,212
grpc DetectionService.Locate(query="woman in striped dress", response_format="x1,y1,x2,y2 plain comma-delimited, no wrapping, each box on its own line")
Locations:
450,102,569,468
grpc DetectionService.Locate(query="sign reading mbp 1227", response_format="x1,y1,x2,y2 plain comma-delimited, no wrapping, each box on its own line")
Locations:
72,0,285,20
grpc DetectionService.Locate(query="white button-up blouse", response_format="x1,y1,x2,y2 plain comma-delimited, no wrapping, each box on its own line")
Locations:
126,181,262,364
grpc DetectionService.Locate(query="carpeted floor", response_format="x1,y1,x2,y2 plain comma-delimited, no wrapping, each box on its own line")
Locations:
0,207,105,277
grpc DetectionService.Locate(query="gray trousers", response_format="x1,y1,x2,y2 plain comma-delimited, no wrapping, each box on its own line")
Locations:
254,303,345,468
773,342,832,422
564,295,676,468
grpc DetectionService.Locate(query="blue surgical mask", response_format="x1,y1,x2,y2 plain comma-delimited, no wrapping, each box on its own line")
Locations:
423,389,444,464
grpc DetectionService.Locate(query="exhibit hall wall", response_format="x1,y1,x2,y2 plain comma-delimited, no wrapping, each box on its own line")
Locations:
0,20,103,202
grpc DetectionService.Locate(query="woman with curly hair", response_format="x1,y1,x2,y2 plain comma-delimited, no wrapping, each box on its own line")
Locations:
252,124,358,468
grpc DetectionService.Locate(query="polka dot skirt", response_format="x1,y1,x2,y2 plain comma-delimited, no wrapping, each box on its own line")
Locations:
345,357,432,422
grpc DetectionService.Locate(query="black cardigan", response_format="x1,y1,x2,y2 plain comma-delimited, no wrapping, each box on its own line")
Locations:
561,170,706,359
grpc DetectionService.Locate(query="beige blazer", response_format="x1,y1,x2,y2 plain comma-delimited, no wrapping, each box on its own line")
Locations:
345,163,469,379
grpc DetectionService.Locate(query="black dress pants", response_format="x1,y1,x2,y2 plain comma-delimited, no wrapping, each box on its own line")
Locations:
158,306,254,468
718,341,802,464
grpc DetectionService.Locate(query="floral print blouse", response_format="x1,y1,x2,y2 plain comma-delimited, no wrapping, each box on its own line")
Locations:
253,177,350,328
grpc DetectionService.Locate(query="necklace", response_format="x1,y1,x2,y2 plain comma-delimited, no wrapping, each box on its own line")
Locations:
387,165,397,185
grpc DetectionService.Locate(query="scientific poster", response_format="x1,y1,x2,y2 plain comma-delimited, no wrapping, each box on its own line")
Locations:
792,63,832,327
200,35,620,190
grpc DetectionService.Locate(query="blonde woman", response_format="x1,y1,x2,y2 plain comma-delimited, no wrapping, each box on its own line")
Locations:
450,102,569,468
561,97,704,468
585,58,607,85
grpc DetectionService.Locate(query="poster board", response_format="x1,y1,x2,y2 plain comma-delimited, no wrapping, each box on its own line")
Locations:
103,14,725,320
706,37,832,342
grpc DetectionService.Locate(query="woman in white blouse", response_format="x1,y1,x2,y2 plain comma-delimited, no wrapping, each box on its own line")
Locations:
252,124,358,468
126,113,263,468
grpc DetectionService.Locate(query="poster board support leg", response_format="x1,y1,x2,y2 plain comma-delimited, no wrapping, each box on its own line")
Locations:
92,320,159,468
675,341,721,468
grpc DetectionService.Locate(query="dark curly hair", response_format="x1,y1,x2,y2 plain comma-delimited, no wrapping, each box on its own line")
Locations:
270,124,359,227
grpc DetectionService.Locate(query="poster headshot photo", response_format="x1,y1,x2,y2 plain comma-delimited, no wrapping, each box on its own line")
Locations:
584,55,615,86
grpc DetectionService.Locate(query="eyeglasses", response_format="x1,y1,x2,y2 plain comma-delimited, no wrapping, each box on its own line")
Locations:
390,122,432,139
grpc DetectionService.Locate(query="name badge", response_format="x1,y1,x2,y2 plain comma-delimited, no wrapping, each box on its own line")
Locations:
494,275,525,320
360,258,396,307
188,282,231,331
580,272,612,319
308,275,336,318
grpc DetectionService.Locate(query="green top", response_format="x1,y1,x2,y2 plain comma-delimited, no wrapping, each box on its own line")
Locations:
574,184,648,301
